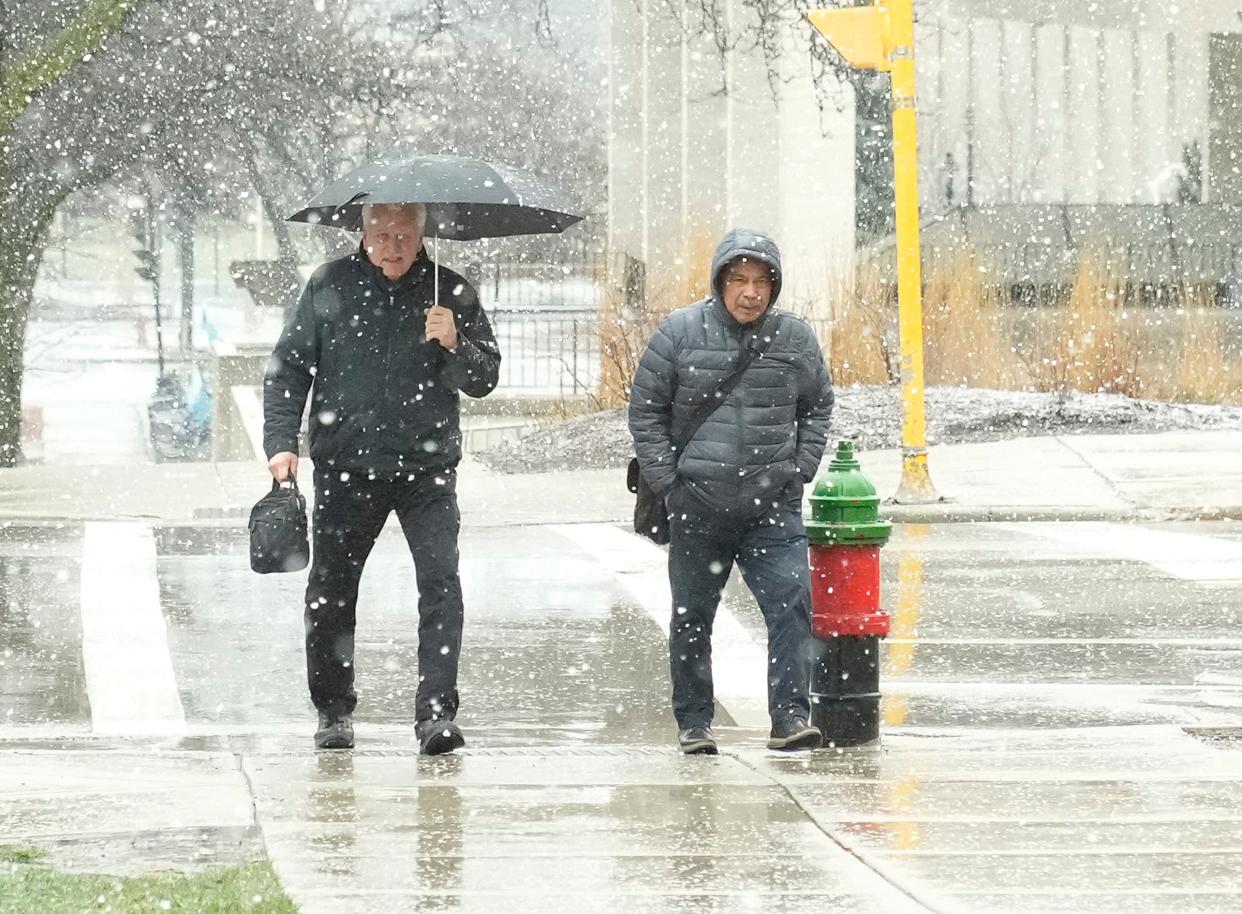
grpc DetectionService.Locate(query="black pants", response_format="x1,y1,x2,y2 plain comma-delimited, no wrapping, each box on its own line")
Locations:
667,486,813,730
305,466,463,723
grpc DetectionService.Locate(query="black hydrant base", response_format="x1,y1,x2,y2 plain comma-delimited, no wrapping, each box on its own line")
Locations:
811,634,884,746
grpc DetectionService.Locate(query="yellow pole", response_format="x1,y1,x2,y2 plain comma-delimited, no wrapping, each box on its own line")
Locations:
887,0,939,503
809,1,939,502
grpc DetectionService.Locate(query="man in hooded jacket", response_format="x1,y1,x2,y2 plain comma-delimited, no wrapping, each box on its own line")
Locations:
263,202,500,755
629,228,833,754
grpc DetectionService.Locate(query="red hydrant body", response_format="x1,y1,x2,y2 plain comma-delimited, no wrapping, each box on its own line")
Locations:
809,545,889,638
805,441,892,746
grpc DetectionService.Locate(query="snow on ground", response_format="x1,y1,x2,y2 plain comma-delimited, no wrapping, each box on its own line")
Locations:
474,385,1242,474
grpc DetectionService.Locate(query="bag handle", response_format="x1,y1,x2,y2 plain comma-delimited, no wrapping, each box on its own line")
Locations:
270,473,299,493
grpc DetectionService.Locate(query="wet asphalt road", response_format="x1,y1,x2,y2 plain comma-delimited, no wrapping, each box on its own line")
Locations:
2,520,1241,913
5,520,1239,737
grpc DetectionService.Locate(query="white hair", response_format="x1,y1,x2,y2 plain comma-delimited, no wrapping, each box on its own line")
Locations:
360,202,427,231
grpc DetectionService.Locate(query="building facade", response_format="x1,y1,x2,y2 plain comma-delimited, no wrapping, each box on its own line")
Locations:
608,0,1242,312
920,0,1242,213
608,2,856,318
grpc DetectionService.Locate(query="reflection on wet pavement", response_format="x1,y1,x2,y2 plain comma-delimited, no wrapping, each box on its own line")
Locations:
875,522,1242,731
245,750,921,913
0,748,255,876
0,530,88,726
157,527,673,746
2,520,1242,911
22,826,264,877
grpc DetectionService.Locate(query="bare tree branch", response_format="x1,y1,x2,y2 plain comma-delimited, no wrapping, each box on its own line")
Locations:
0,0,138,136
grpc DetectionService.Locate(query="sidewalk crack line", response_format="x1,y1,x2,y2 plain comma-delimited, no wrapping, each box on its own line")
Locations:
730,752,943,914
1054,436,1137,512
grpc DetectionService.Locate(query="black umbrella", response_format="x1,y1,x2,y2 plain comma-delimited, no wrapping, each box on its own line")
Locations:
287,155,583,239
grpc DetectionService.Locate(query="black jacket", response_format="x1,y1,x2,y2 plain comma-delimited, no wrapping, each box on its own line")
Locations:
263,247,500,475
628,228,833,516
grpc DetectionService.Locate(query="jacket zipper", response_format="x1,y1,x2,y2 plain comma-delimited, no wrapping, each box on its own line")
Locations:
382,292,397,455
733,328,746,498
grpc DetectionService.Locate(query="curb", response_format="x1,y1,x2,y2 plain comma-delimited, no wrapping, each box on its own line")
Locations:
4,507,1242,541
1159,506,1242,522
881,505,1242,524
1183,726,1242,748
879,504,1138,523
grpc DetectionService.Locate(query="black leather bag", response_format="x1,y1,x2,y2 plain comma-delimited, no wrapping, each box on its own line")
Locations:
249,477,310,574
629,313,780,544
628,456,670,545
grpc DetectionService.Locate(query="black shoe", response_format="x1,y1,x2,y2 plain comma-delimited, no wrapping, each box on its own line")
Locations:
417,719,465,756
767,715,821,751
314,712,354,750
677,725,718,755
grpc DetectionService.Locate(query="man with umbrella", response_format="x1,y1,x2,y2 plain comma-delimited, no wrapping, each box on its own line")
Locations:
263,199,500,754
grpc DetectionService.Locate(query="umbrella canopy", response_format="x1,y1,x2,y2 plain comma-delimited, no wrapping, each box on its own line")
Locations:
287,155,583,239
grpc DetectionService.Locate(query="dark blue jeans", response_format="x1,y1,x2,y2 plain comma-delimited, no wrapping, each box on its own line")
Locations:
305,466,463,723
666,484,813,730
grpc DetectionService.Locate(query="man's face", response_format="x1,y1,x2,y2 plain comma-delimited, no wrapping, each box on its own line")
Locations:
361,205,425,280
721,258,774,324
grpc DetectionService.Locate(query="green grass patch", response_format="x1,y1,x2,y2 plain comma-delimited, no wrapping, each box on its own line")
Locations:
0,859,297,913
0,848,45,865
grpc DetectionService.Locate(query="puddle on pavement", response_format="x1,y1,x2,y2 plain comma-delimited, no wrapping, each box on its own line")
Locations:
156,528,675,746
0,540,89,726
17,826,265,877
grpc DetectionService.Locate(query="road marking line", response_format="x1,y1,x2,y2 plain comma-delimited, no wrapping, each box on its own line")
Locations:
80,522,186,734
999,522,1242,582
231,384,267,460
549,523,770,730
887,638,1242,646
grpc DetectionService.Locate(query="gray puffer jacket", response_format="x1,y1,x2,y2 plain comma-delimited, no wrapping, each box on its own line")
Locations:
628,228,833,518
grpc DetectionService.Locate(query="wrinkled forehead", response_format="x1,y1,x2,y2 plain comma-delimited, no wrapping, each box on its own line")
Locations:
363,205,423,232
725,257,774,279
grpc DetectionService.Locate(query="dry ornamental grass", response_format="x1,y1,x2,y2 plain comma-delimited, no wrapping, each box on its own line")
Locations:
823,249,1242,407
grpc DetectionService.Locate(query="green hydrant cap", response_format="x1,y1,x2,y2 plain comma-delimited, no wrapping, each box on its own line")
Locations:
806,440,892,546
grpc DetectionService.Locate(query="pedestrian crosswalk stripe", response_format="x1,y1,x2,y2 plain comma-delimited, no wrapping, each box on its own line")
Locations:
548,523,771,731
999,522,1242,582
80,522,186,734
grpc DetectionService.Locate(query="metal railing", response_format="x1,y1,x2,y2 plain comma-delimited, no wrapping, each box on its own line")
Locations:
473,256,609,311
488,307,600,396
477,258,607,396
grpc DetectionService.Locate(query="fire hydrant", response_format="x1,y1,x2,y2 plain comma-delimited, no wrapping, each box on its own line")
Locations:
805,440,893,746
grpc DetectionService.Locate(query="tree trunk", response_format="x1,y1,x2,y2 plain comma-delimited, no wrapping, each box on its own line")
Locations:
0,0,152,464
178,205,195,352
0,269,31,467
0,178,56,466
262,194,304,322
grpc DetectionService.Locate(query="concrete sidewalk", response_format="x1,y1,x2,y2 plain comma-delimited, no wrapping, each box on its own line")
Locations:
4,431,1242,913
1,429,1240,526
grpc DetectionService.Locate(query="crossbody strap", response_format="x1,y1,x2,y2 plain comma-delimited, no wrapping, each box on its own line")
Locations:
672,311,782,455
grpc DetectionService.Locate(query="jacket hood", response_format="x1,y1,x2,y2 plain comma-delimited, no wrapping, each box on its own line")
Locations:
710,228,783,307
